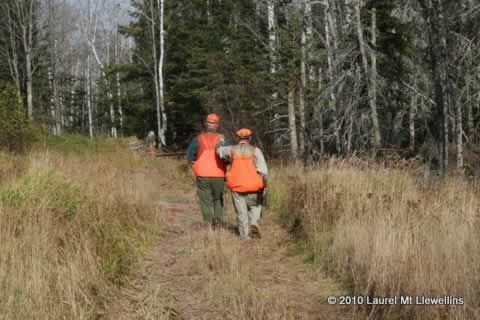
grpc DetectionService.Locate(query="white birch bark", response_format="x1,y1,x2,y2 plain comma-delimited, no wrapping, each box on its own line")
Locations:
70,63,79,128
304,0,314,81
86,35,116,138
86,55,94,139
325,2,340,151
288,82,299,160
409,79,417,151
82,0,117,138
371,8,378,146
158,0,167,147
456,96,464,171
115,30,124,134
268,0,281,139
25,49,34,120
15,0,36,120
54,39,62,136
268,0,276,76
299,27,307,156
3,6,22,95
86,0,94,139
48,63,56,135
317,67,325,155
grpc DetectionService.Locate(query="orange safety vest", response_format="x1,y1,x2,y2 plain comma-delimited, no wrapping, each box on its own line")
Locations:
226,143,265,193
192,132,227,178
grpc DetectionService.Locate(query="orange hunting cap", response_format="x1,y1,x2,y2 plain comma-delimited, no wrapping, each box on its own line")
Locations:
206,113,220,125
236,128,252,138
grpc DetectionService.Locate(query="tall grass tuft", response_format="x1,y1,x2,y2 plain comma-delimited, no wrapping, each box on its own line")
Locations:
272,159,480,319
0,137,172,320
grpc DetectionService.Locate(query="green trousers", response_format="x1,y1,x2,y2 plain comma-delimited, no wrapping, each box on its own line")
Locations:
196,177,225,224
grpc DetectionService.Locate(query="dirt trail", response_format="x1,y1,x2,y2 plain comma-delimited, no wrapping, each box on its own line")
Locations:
102,168,355,320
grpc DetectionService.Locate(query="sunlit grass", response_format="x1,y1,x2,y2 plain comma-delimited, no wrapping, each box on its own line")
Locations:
271,158,480,319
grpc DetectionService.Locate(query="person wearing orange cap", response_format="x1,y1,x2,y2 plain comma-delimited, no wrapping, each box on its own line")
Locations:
216,128,268,240
187,113,230,227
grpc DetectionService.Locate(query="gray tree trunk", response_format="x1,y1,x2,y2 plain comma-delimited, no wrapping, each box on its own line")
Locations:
409,79,417,151
115,30,124,135
299,27,306,157
456,96,464,171
355,0,381,148
325,2,340,152
316,67,325,155
288,82,299,160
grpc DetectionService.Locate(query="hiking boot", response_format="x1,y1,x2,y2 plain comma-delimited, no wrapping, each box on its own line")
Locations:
250,225,261,239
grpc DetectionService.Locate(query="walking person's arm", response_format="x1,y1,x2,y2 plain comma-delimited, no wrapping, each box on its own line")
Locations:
216,142,232,162
186,137,199,177
186,137,199,162
254,148,268,176
254,148,268,187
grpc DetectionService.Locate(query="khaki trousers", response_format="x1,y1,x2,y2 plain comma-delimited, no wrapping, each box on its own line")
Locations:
231,192,262,239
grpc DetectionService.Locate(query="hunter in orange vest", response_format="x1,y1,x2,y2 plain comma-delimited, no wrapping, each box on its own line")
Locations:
187,113,229,227
216,128,268,240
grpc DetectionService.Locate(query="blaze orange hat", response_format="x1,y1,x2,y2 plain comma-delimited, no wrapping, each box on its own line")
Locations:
236,128,252,138
206,113,220,125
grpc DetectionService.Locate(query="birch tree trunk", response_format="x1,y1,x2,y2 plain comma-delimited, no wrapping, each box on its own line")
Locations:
16,0,36,120
70,62,79,128
115,30,124,135
86,55,94,139
48,2,58,136
54,39,62,136
48,63,56,135
106,42,116,138
82,0,117,138
409,79,417,151
371,8,379,146
304,0,313,81
268,0,276,76
325,2,340,152
316,67,325,156
355,0,381,148
267,0,280,137
158,0,167,147
86,0,94,139
299,27,307,157
456,96,464,171
25,49,34,120
288,82,299,160
4,6,21,95
47,0,59,135
150,0,161,143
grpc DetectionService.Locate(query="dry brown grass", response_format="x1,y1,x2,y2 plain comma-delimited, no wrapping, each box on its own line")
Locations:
272,158,480,320
0,138,190,320
107,182,349,320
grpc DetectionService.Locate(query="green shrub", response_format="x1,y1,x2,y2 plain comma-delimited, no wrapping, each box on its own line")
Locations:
0,82,33,152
